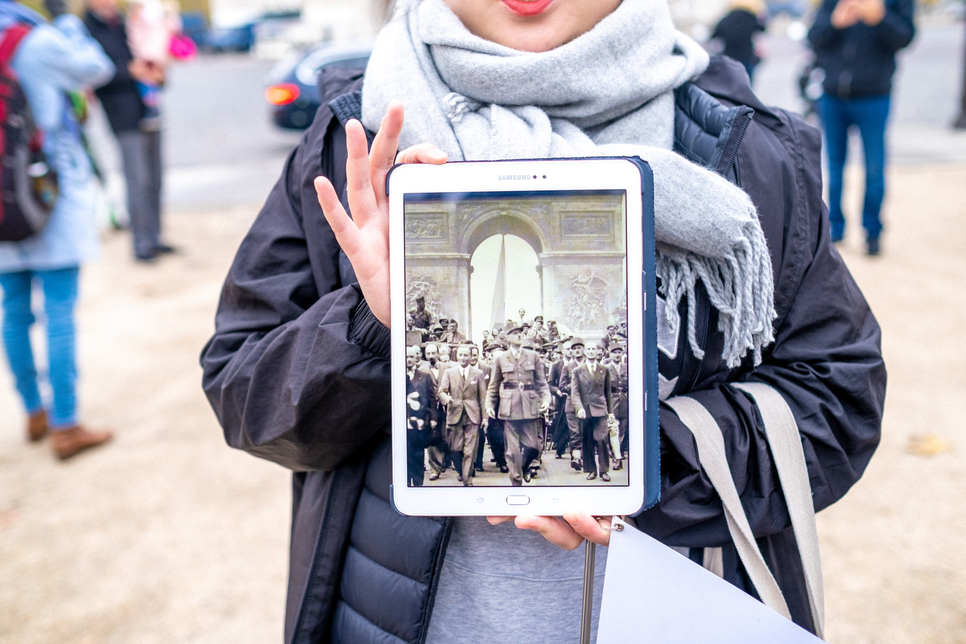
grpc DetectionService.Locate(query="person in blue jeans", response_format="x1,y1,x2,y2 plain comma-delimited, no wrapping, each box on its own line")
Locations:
808,0,915,255
0,0,115,459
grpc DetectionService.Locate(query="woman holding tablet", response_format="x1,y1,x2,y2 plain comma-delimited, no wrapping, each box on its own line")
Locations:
201,0,885,641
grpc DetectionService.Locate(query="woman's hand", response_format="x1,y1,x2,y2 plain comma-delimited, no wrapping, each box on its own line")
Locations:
314,101,447,327
486,513,614,550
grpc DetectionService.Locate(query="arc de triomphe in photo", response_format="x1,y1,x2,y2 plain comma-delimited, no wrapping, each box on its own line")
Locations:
404,193,627,341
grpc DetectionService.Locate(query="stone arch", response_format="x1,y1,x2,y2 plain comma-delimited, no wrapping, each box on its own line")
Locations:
404,193,626,341
460,209,548,257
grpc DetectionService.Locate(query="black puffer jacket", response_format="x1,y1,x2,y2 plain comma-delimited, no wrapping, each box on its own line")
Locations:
807,0,915,99
200,57,885,643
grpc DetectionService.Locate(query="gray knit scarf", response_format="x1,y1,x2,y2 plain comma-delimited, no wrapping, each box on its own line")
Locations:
363,0,775,366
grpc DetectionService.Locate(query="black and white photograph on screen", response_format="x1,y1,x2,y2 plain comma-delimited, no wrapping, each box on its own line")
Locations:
403,190,630,488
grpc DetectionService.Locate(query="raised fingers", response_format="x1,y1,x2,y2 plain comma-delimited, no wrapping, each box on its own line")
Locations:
315,176,362,259
368,101,406,210
343,119,381,229
369,101,404,167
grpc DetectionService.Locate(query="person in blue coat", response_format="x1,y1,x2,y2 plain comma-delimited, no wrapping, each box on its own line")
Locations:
808,0,915,254
0,0,115,459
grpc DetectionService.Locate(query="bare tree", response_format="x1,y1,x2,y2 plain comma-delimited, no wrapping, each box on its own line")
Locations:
956,14,966,129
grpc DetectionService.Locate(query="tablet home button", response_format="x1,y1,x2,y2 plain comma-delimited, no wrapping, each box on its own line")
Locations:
506,495,530,506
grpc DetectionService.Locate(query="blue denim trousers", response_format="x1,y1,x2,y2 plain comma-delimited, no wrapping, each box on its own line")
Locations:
0,267,80,428
819,94,891,241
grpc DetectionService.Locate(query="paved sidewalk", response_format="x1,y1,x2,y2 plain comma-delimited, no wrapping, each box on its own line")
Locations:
1,162,964,642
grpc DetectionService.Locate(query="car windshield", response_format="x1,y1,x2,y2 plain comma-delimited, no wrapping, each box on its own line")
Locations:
295,48,370,85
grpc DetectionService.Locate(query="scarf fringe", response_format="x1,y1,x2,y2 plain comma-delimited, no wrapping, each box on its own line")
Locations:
657,218,776,368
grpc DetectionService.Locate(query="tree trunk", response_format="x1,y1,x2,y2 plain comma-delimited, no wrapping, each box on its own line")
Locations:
955,16,966,129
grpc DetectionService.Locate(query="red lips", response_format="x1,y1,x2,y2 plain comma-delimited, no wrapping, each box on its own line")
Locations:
501,0,556,17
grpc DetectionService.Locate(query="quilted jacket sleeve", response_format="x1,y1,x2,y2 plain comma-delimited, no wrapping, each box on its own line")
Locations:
635,78,886,548
200,83,393,472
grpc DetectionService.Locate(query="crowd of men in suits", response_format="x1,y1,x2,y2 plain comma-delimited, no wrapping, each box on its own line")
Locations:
405,310,629,488
406,300,564,353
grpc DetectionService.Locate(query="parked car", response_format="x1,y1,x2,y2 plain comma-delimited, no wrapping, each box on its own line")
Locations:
179,12,208,49
265,42,370,130
203,9,298,54
203,22,256,52
251,10,310,59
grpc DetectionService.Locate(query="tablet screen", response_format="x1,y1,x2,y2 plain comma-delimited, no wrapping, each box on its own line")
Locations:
402,189,630,489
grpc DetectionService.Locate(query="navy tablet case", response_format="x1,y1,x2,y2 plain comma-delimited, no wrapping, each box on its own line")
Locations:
630,157,660,512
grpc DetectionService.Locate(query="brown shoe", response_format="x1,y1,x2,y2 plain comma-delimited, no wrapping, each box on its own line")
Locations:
50,425,112,460
27,409,48,442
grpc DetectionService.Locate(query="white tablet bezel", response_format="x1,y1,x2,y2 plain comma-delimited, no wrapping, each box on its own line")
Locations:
388,158,646,517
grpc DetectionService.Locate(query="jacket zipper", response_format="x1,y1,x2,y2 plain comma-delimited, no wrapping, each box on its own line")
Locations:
722,108,753,180
681,106,751,391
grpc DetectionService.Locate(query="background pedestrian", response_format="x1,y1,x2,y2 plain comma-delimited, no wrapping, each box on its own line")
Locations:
84,0,175,262
0,0,115,459
808,0,915,254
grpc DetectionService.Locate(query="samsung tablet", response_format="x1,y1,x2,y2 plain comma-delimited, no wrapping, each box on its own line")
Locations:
388,158,658,517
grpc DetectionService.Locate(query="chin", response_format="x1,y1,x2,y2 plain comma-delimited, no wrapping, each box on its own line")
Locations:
499,26,570,53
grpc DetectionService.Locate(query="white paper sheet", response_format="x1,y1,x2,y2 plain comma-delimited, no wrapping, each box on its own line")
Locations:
596,519,823,643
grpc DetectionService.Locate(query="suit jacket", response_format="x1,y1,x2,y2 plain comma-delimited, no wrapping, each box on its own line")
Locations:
486,348,551,421
558,359,584,414
438,365,486,426
440,330,466,346
548,359,566,400
610,360,629,420
571,362,613,418
406,369,436,431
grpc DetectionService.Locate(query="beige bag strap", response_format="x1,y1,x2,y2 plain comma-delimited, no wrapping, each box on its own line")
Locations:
733,382,825,638
664,396,791,621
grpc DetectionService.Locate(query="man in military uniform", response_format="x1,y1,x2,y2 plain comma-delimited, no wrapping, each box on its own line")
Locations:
546,320,561,344
608,342,629,469
486,326,550,486
527,315,549,345
438,345,487,485
410,296,433,337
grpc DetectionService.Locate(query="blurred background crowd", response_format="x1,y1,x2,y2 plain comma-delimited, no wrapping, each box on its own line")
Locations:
0,0,964,641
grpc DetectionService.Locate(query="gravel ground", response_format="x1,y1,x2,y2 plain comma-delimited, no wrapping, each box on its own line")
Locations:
1,162,964,643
